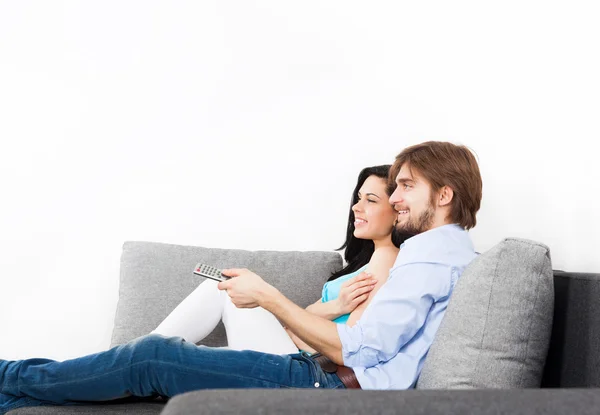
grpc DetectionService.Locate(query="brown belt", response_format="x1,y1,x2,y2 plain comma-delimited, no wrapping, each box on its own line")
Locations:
311,354,361,389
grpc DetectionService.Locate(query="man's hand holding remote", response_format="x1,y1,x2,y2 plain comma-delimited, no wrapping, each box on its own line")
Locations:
217,268,280,308
219,267,344,364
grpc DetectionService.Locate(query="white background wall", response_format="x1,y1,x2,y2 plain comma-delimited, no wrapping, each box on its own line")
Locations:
1,1,599,361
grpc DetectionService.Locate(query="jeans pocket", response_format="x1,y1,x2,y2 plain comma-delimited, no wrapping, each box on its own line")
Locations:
301,353,346,389
291,353,322,388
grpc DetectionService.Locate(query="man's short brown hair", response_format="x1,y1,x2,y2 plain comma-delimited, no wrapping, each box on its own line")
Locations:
390,141,483,230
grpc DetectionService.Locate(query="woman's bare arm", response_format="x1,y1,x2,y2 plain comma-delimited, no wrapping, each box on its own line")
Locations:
285,327,318,354
346,247,398,327
286,261,388,352
305,298,344,320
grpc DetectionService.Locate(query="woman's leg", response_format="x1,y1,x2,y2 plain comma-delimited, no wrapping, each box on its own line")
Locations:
152,280,224,344
222,295,299,355
151,279,296,354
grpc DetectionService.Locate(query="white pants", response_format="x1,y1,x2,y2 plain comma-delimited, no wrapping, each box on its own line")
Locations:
152,280,299,355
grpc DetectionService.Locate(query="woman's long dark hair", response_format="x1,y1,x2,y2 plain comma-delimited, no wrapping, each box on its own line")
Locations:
328,165,408,282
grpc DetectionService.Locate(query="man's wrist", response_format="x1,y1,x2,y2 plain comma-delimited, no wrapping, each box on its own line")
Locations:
258,284,282,309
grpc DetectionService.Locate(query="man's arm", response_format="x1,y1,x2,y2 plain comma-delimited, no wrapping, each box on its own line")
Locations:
218,263,449,369
218,268,345,364
336,262,451,368
261,289,344,364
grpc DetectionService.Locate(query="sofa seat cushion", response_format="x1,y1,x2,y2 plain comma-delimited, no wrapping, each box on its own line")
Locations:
161,388,600,415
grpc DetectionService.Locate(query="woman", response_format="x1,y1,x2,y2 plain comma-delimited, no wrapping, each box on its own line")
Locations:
152,165,405,354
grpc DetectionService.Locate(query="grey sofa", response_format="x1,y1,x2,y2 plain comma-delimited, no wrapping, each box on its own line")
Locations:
8,241,600,414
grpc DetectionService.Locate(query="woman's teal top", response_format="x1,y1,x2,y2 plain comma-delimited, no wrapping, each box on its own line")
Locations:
320,264,369,324
298,264,369,355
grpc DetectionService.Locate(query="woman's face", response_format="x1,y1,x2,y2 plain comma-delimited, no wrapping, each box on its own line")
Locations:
351,175,397,242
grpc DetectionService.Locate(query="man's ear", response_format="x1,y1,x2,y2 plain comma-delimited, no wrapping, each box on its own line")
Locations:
437,186,454,207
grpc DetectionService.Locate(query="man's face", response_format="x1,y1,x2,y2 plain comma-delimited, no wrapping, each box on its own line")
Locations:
389,164,436,236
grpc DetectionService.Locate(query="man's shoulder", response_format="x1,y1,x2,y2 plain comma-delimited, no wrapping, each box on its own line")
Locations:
395,224,475,268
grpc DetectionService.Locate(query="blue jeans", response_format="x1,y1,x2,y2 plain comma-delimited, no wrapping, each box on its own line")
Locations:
0,334,345,414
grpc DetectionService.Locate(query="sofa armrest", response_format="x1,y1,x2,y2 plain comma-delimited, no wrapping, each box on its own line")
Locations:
542,271,600,387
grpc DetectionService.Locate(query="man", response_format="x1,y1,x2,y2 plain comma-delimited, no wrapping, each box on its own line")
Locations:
1,141,482,413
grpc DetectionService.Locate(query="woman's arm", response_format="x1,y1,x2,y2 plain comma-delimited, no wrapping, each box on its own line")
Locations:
274,299,341,353
285,270,381,352
305,269,379,320
305,297,343,320
284,327,318,354
346,247,398,327
284,301,339,354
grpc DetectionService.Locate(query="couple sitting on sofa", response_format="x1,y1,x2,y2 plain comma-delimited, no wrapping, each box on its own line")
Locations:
0,140,483,413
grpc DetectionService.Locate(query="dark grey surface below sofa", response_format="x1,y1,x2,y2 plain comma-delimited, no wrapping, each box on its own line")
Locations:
8,242,600,414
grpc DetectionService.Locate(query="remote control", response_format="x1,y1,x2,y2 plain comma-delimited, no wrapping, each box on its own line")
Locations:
193,263,231,282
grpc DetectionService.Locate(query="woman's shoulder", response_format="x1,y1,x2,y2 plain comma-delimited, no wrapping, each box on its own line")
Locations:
322,264,369,301
325,264,369,287
366,246,399,280
329,264,369,284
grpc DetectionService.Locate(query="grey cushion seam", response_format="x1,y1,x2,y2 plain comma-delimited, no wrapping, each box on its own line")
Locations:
518,245,545,386
471,243,503,383
504,238,549,251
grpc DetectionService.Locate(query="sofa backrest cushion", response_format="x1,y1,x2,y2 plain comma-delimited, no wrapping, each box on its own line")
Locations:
111,241,343,348
417,238,554,388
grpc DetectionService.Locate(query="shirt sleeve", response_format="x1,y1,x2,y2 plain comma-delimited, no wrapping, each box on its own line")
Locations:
336,262,452,368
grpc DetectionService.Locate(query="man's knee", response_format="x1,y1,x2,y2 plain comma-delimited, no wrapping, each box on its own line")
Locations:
127,334,185,360
115,335,187,398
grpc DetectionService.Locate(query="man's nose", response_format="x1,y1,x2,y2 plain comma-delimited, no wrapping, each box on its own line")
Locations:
389,189,402,205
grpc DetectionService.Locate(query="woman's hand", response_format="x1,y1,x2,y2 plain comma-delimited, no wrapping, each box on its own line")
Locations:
336,272,378,315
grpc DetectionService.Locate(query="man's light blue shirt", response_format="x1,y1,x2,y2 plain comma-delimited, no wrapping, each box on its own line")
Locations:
336,223,477,389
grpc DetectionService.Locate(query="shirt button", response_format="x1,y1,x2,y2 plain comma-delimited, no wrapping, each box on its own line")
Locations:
314,382,320,388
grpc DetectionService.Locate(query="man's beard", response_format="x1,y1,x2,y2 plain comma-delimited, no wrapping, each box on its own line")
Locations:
395,204,435,236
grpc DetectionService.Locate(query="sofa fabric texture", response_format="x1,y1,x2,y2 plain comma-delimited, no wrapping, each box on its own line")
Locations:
162,388,600,415
418,238,554,388
8,402,164,415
